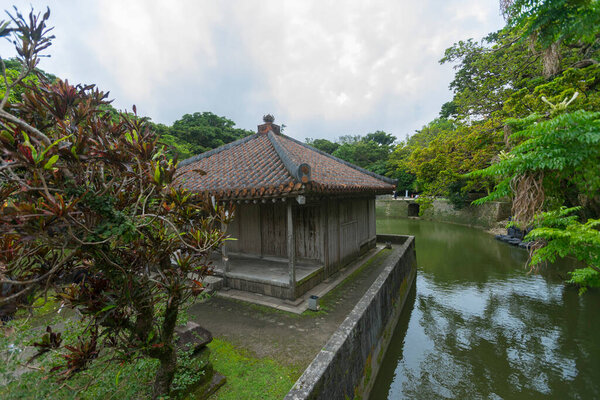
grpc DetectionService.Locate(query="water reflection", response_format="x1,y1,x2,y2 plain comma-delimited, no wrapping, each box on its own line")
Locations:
371,218,600,400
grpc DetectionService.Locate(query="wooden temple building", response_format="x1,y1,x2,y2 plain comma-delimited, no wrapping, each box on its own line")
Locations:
175,116,396,300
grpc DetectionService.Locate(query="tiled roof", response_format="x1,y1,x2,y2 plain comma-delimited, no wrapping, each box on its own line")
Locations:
175,123,396,200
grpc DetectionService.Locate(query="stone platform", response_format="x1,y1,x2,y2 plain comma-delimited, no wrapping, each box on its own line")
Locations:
209,253,324,299
212,255,322,286
211,246,384,314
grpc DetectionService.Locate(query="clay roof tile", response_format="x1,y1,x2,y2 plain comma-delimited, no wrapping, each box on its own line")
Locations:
174,124,396,199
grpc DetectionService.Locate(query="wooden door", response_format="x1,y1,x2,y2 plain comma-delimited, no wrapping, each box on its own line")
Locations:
260,203,287,257
294,205,322,261
340,221,359,262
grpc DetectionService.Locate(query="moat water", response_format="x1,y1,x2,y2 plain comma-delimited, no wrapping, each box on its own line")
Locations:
370,218,600,400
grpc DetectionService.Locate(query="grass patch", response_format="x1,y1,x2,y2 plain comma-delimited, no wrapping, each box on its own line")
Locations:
0,340,158,400
0,305,297,399
2,297,298,400
0,307,159,400
207,339,300,400
1,335,299,400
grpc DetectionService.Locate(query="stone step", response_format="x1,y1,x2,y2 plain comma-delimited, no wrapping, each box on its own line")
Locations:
202,275,224,292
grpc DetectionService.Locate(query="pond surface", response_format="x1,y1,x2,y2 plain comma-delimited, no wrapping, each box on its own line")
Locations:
371,218,600,400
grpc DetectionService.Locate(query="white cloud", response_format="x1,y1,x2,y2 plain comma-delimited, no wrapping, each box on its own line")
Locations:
229,0,503,135
451,0,498,24
85,1,223,102
0,1,504,140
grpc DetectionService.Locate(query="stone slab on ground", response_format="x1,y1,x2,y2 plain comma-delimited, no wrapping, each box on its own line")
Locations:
194,372,226,399
202,275,224,292
176,321,212,354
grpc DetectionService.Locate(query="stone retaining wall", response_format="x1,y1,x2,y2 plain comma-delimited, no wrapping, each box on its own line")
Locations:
377,198,510,228
285,235,417,400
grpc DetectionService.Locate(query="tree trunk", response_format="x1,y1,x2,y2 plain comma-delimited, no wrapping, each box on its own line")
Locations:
152,347,177,400
131,279,155,344
151,292,180,399
134,298,154,342
542,41,561,78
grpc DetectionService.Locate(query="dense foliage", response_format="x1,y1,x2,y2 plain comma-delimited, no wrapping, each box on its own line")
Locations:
471,110,600,218
471,105,600,291
468,0,600,292
503,0,600,48
153,112,253,160
526,207,600,294
0,58,57,104
306,131,397,177
0,9,231,398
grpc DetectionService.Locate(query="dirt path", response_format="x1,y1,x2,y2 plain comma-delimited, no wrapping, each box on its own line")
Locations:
188,249,392,369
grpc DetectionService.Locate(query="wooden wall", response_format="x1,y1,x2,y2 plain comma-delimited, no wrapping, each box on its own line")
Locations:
226,196,377,274
294,205,322,261
329,197,376,271
225,204,262,254
261,202,287,257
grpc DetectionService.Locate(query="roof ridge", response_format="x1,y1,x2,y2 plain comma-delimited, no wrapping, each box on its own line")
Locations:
177,133,260,168
267,131,311,184
279,134,397,185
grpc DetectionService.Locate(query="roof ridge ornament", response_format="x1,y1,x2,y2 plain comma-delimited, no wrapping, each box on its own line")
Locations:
258,114,280,135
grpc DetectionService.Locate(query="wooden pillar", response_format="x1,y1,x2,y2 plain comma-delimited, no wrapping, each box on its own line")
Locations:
322,201,329,270
287,201,296,299
337,199,341,266
221,222,230,285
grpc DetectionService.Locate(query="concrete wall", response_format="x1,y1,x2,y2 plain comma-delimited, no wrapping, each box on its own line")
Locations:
285,235,417,400
376,198,409,219
376,198,511,229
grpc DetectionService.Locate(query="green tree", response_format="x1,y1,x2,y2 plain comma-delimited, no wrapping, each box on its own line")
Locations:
471,108,600,291
439,101,458,119
331,131,396,174
363,130,396,147
161,111,253,158
502,0,600,47
387,118,497,201
305,137,339,154
394,17,600,205
0,58,58,104
501,0,600,76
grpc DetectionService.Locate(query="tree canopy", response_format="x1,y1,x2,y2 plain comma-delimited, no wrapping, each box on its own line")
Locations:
305,137,340,154
306,131,397,177
154,112,253,160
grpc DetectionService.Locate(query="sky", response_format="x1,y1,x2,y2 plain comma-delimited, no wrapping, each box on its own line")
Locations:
0,1,505,142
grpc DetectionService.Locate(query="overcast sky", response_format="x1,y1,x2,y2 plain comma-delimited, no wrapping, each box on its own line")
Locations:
1,1,504,142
